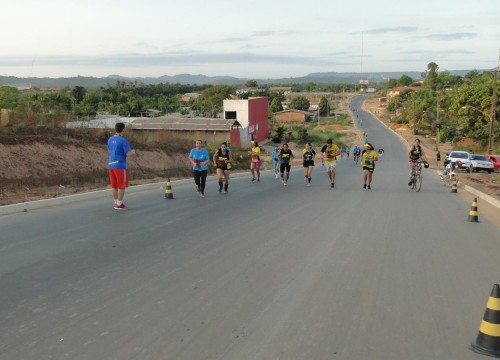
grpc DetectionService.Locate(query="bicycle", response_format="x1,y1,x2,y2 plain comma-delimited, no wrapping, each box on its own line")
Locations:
410,159,428,192
440,161,460,187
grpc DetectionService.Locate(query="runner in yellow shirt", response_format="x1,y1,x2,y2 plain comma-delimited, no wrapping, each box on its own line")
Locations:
361,143,378,190
248,140,261,182
320,139,340,188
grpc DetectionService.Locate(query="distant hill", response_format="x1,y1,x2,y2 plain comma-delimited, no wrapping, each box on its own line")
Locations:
0,70,473,88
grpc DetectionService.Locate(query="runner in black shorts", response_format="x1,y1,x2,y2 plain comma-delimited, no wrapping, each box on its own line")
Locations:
279,143,294,186
302,142,315,186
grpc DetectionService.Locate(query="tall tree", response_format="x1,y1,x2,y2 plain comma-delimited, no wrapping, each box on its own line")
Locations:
288,96,310,111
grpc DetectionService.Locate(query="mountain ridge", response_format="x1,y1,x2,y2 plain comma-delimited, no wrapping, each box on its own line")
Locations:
0,70,473,88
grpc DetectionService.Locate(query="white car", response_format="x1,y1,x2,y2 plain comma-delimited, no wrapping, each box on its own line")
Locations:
446,151,471,172
446,151,494,173
469,154,494,173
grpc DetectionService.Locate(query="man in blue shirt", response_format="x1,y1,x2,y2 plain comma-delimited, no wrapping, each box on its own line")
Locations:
108,122,137,210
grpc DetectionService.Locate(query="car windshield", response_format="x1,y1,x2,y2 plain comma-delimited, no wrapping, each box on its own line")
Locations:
451,152,468,159
471,155,487,161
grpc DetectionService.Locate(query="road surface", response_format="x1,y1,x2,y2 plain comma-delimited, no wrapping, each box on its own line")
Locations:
1,96,499,359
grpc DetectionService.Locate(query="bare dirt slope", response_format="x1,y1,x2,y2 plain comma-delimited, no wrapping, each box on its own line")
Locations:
0,143,187,205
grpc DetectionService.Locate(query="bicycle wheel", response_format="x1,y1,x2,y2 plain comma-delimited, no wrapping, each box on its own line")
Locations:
414,173,422,192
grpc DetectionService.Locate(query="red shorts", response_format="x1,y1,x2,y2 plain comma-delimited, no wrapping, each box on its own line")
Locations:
109,169,129,189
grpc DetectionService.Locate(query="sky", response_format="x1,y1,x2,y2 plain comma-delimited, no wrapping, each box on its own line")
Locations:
1,0,499,79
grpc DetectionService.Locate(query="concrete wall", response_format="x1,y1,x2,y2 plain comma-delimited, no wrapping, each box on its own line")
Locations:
223,99,249,127
131,129,231,146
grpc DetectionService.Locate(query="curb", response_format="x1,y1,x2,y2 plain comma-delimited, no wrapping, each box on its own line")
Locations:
362,98,500,210
0,170,255,216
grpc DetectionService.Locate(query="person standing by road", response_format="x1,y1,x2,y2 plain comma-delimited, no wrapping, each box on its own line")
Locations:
249,140,261,182
321,139,339,188
302,142,315,186
189,140,210,197
279,143,294,186
361,143,378,190
107,122,138,210
213,142,233,193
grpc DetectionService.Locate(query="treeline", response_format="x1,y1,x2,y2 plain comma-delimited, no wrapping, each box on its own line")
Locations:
377,63,499,151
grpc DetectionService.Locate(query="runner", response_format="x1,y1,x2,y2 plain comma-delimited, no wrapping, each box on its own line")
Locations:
213,142,233,193
249,140,261,182
279,143,294,186
189,140,210,197
321,139,340,188
346,146,351,158
107,122,138,210
302,142,316,186
271,145,281,179
352,145,360,163
361,143,378,190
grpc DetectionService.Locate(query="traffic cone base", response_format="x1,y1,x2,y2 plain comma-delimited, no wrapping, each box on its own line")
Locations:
467,197,478,222
450,180,458,193
471,284,500,356
164,178,174,199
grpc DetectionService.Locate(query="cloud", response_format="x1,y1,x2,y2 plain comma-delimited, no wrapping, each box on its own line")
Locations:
0,51,340,69
417,33,477,41
354,27,419,35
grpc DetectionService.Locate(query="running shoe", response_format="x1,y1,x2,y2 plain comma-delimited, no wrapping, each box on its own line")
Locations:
114,203,129,210
197,186,201,192
284,182,287,186
331,183,335,188
307,183,311,187
408,180,413,186
257,178,260,182
368,185,371,190
200,193,205,197
251,178,256,182
363,184,367,189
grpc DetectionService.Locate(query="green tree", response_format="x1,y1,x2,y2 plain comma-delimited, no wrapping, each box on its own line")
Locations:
423,62,439,90
71,86,87,104
0,86,21,109
398,75,413,86
288,96,310,111
319,96,329,116
269,97,283,113
245,80,258,88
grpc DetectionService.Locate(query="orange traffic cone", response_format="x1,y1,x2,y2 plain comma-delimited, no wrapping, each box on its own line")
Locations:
164,178,174,199
470,284,500,357
467,197,478,222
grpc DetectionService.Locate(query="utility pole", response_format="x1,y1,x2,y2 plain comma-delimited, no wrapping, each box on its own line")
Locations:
488,67,497,154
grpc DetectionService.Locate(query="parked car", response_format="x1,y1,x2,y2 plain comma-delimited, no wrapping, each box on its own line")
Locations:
469,154,494,173
446,151,471,172
487,155,500,172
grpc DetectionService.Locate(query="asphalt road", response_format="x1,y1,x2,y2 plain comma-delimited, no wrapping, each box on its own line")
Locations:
1,96,499,360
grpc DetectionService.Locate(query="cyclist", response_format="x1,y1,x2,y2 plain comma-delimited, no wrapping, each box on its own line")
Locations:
302,142,316,186
408,138,426,186
361,143,378,189
321,139,339,188
271,145,281,179
279,143,294,186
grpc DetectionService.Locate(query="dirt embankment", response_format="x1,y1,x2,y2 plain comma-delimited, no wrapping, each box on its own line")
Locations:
362,97,500,202
0,143,189,206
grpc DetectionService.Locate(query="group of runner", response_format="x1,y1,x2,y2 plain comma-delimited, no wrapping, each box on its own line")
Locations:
106,121,382,209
